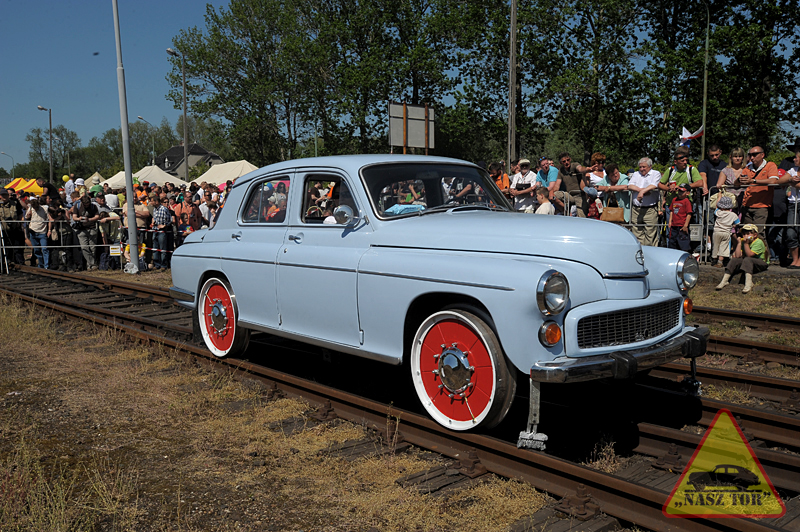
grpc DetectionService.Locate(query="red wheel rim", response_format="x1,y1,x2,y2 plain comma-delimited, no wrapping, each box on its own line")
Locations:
203,283,235,353
418,318,494,422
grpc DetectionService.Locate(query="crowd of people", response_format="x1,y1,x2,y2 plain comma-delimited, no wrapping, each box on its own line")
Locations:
491,142,800,293
0,173,233,272
2,144,799,293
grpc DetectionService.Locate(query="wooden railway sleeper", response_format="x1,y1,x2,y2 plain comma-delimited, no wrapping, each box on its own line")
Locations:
783,390,800,412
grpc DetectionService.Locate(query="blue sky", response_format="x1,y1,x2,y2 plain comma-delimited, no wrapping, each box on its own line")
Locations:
0,0,227,168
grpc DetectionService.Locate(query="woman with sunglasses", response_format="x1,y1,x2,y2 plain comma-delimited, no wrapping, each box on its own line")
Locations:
718,148,746,211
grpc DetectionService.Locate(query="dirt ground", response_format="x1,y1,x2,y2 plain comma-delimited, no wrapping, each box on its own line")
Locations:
0,298,549,532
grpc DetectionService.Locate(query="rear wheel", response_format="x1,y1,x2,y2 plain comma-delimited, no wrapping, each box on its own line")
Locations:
410,308,516,430
197,277,250,358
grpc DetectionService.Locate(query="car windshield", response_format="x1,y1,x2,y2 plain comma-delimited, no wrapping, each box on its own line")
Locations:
361,163,513,219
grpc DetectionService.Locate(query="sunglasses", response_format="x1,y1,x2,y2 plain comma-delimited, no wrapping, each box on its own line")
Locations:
747,151,763,157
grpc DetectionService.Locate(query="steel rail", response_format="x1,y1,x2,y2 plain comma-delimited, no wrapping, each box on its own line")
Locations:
651,363,800,405
693,306,800,332
12,264,173,301
706,336,800,367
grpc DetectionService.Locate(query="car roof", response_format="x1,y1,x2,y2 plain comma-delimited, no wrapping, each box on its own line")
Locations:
234,154,479,188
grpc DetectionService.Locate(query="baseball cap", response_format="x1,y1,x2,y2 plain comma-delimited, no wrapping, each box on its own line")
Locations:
518,158,531,167
742,223,759,232
0,188,8,196
678,183,691,191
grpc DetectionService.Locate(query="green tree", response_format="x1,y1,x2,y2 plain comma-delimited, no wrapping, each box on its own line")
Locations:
711,0,800,152
51,126,81,176
24,127,49,178
168,0,299,165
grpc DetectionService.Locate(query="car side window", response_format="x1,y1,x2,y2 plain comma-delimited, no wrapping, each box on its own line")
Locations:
241,176,290,224
302,175,354,224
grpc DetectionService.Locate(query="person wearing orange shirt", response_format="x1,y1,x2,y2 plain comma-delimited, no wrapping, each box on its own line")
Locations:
735,146,779,245
488,162,510,198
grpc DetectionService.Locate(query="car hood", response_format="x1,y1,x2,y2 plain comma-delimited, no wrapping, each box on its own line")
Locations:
371,210,645,275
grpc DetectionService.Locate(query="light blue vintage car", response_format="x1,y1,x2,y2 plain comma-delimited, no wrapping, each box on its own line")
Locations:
170,155,708,447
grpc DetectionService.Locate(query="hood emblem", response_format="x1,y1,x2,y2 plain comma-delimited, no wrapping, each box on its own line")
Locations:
635,250,645,266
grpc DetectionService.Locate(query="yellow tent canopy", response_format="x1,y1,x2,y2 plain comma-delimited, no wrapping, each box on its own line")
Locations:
5,178,44,195
5,177,26,190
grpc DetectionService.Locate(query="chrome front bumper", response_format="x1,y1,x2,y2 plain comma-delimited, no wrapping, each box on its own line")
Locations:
529,326,709,383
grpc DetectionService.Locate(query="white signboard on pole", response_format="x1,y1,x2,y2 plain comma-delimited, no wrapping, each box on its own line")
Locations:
388,102,435,153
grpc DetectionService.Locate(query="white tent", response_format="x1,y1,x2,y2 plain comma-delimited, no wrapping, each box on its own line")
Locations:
101,167,191,189
194,160,258,186
101,171,127,189
134,165,191,187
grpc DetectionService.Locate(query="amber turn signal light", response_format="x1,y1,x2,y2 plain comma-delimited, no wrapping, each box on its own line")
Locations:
539,321,562,347
683,298,693,315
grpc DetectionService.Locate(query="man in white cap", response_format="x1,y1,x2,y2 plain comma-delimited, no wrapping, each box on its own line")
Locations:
509,159,537,213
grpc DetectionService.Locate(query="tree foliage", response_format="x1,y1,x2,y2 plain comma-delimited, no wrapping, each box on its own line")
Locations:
18,0,800,179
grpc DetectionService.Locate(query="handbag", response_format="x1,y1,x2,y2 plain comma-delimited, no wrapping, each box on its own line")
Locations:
600,193,626,223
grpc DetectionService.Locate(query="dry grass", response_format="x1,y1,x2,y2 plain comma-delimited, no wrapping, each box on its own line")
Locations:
702,384,753,404
0,295,551,531
582,440,626,474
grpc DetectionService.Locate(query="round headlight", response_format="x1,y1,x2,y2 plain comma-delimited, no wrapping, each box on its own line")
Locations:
537,271,570,315
677,254,699,290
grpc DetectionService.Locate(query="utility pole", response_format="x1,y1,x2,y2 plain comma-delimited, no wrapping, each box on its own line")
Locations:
700,0,710,157
507,0,518,168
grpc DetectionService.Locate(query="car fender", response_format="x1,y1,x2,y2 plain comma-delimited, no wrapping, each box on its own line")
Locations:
356,246,606,372
641,246,685,292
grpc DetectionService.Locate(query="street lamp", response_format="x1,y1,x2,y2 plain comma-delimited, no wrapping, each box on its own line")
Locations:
137,116,156,165
37,105,53,183
700,0,710,157
53,136,70,175
0,152,14,179
166,47,189,183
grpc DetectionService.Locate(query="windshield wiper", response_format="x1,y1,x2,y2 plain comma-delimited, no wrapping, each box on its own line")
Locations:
417,203,507,216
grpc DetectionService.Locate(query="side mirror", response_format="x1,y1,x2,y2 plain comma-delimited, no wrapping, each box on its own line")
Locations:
333,205,358,226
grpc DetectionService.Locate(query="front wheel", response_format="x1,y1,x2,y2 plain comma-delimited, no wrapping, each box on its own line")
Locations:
197,277,250,358
410,309,516,431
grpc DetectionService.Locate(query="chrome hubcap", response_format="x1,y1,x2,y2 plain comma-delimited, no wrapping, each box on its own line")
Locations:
437,344,474,394
210,300,228,335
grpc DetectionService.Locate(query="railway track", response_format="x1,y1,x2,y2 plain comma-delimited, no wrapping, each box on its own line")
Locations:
2,266,799,532
692,306,800,367
693,306,800,333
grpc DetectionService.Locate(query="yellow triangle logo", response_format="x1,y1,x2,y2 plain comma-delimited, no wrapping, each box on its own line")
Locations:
663,409,785,518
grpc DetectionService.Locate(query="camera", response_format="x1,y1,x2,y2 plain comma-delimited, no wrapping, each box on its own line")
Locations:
515,182,529,191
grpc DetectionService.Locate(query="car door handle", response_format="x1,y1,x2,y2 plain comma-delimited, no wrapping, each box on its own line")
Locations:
288,233,303,243
231,232,242,241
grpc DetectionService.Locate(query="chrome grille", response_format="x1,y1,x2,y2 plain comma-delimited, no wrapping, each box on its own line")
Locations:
576,299,681,349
